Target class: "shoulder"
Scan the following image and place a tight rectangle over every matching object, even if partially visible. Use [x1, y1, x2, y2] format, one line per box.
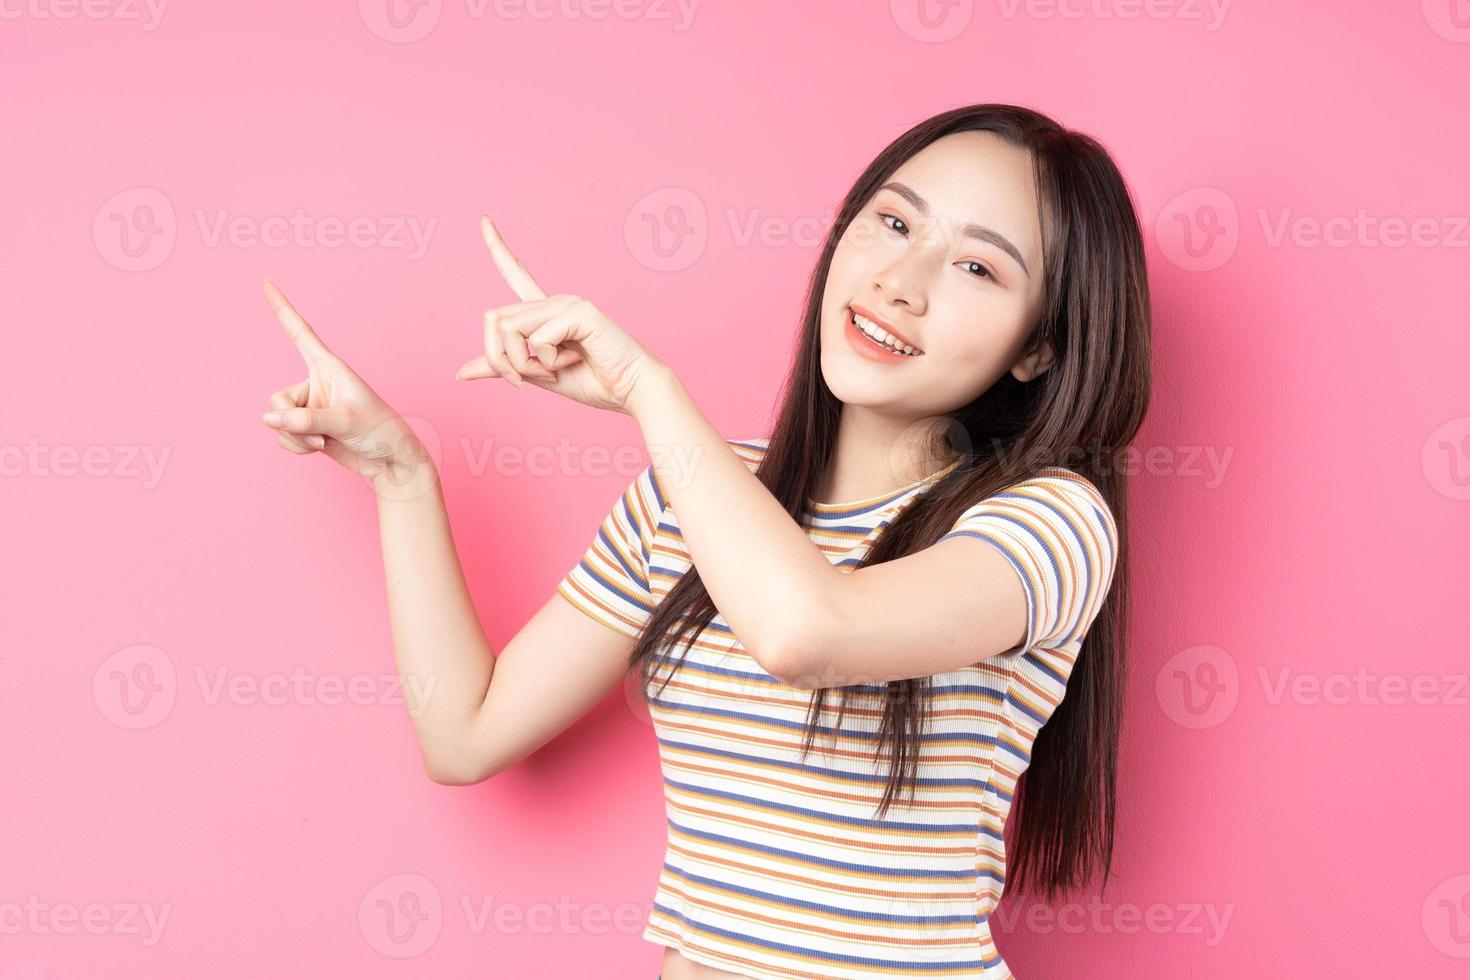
[954, 467, 1114, 532]
[943, 467, 1121, 650]
[634, 436, 767, 528]
[946, 467, 1119, 578]
[725, 435, 770, 474]
[620, 459, 672, 540]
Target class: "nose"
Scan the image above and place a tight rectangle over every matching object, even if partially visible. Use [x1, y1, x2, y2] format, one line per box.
[871, 248, 928, 317]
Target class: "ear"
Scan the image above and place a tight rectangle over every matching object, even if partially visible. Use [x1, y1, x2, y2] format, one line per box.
[1010, 338, 1056, 383]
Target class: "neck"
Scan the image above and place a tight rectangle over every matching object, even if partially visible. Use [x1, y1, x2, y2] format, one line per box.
[813, 407, 958, 504]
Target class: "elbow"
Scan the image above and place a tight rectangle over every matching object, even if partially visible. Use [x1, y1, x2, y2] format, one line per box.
[421, 748, 500, 786]
[753, 596, 843, 690]
[754, 631, 831, 691]
[766, 657, 818, 689]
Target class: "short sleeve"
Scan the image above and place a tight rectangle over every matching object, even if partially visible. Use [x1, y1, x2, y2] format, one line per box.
[938, 469, 1118, 653]
[555, 464, 667, 640]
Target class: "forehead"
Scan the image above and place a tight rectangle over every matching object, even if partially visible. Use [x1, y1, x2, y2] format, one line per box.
[881, 131, 1043, 270]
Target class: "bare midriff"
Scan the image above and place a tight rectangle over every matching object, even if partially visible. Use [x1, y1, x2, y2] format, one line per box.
[659, 945, 752, 979]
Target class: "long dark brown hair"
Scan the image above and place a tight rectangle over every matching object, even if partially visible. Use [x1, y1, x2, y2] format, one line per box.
[625, 103, 1152, 902]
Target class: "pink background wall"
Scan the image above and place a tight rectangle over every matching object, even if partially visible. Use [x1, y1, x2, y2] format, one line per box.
[4, 1, 1468, 976]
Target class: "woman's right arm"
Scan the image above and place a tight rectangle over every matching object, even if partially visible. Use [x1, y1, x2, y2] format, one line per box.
[374, 470, 640, 785]
[260, 281, 637, 787]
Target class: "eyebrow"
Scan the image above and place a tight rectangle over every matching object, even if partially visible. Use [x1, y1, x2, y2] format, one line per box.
[877, 180, 1030, 277]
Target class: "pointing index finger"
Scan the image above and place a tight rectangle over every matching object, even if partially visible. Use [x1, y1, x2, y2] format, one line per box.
[481, 215, 548, 302]
[262, 280, 332, 362]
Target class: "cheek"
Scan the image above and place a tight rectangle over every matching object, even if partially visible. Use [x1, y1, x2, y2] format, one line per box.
[925, 309, 1031, 388]
[829, 223, 885, 284]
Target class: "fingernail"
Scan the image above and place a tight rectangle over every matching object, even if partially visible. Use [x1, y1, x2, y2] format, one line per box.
[262, 411, 284, 425]
[306, 434, 326, 449]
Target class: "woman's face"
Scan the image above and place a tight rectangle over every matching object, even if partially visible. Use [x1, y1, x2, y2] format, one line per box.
[819, 131, 1051, 417]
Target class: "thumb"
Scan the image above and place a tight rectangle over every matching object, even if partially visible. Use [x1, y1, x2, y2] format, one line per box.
[261, 406, 355, 440]
[538, 345, 584, 371]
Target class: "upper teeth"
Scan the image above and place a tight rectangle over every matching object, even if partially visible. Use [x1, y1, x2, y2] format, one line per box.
[852, 311, 921, 355]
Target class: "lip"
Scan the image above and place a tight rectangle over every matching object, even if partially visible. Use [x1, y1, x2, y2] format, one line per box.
[849, 303, 922, 354]
[844, 306, 921, 363]
[846, 302, 923, 359]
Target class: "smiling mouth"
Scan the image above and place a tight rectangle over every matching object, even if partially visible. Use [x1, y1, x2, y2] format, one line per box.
[849, 308, 924, 356]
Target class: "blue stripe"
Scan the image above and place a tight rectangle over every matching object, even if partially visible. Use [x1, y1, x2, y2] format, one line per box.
[577, 559, 651, 611]
[598, 522, 648, 592]
[651, 699, 1006, 749]
[1009, 693, 1049, 725]
[1021, 649, 1066, 686]
[667, 816, 982, 871]
[650, 901, 998, 972]
[656, 735, 992, 791]
[649, 650, 1008, 699]
[661, 860, 984, 925]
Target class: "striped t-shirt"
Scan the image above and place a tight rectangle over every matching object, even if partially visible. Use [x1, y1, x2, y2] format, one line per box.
[556, 437, 1118, 979]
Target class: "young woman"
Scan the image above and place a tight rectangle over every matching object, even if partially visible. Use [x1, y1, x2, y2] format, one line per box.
[259, 103, 1151, 980]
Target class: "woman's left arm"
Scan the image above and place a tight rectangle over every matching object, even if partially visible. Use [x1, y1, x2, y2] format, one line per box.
[623, 367, 1037, 688]
[622, 364, 853, 678]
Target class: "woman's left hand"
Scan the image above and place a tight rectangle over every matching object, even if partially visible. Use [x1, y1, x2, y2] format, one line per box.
[455, 215, 665, 416]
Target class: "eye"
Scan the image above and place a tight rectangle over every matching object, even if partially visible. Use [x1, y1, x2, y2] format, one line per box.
[878, 212, 909, 236]
[878, 211, 995, 281]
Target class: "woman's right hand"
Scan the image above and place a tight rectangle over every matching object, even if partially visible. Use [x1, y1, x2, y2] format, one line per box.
[260, 281, 435, 498]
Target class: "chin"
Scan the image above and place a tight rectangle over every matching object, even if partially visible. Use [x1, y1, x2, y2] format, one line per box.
[819, 349, 902, 407]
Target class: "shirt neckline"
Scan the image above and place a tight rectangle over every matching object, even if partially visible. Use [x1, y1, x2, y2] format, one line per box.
[802, 455, 964, 516]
